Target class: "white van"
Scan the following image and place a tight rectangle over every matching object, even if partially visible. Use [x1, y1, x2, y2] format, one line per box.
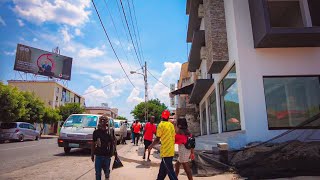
[58, 114, 115, 154]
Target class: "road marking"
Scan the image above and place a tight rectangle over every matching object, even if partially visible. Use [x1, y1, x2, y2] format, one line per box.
[0, 143, 56, 151]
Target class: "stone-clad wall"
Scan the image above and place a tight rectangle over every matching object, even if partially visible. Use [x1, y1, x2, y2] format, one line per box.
[203, 0, 229, 73]
[176, 108, 201, 136]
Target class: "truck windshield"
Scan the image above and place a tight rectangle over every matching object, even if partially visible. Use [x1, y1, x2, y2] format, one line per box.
[114, 122, 120, 128]
[63, 115, 98, 128]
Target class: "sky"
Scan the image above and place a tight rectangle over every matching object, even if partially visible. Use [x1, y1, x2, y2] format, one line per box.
[0, 0, 188, 120]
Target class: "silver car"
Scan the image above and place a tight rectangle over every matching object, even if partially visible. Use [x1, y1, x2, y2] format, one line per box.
[0, 122, 40, 142]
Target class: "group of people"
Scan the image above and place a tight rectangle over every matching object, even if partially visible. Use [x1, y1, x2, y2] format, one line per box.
[90, 110, 195, 180]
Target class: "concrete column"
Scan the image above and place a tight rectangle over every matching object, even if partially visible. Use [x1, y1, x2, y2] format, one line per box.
[205, 98, 210, 135]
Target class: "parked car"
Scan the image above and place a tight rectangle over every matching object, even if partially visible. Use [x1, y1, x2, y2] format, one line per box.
[58, 114, 115, 154]
[0, 122, 40, 142]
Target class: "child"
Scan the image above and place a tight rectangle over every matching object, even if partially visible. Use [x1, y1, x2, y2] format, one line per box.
[174, 117, 194, 180]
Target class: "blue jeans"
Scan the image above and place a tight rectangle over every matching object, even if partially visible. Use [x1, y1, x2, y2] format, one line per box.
[157, 157, 178, 180]
[95, 156, 111, 180]
[131, 132, 135, 143]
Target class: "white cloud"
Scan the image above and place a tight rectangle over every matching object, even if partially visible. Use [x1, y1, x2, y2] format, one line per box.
[4, 50, 16, 56]
[12, 0, 91, 27]
[75, 28, 82, 36]
[60, 26, 73, 42]
[83, 86, 109, 106]
[0, 16, 6, 26]
[127, 88, 144, 104]
[78, 47, 105, 58]
[32, 38, 38, 42]
[17, 19, 24, 26]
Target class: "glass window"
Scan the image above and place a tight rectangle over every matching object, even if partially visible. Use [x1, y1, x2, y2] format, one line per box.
[263, 76, 320, 129]
[220, 66, 241, 132]
[63, 115, 98, 128]
[0, 123, 17, 129]
[201, 103, 207, 135]
[209, 91, 218, 134]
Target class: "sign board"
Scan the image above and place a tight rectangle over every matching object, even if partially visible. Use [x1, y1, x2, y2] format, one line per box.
[14, 44, 73, 80]
[170, 84, 175, 107]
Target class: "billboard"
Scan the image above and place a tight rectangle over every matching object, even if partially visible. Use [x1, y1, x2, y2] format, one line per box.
[14, 44, 72, 80]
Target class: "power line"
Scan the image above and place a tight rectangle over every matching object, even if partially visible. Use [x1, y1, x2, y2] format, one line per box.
[102, 0, 133, 70]
[119, 0, 143, 67]
[147, 69, 170, 89]
[91, 0, 136, 88]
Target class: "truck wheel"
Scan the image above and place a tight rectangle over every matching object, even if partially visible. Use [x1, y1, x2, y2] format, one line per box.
[64, 147, 71, 155]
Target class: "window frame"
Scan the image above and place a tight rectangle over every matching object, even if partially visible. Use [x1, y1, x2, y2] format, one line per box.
[263, 75, 320, 130]
[208, 90, 218, 134]
[219, 65, 241, 132]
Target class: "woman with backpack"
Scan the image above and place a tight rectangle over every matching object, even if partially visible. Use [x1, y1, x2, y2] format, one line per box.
[174, 117, 195, 180]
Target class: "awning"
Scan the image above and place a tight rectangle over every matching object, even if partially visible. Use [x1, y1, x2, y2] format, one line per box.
[170, 83, 194, 96]
[186, 0, 203, 42]
[188, 30, 205, 72]
[189, 79, 214, 104]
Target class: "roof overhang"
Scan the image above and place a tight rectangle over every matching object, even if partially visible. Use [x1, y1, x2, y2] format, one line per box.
[186, 0, 203, 42]
[170, 83, 194, 96]
[189, 79, 214, 104]
[208, 60, 228, 74]
[188, 30, 205, 72]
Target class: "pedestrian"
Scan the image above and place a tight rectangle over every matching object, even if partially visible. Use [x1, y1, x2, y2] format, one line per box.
[143, 116, 157, 161]
[91, 116, 117, 180]
[131, 122, 135, 144]
[174, 117, 194, 180]
[132, 120, 142, 146]
[148, 110, 178, 180]
[119, 121, 128, 144]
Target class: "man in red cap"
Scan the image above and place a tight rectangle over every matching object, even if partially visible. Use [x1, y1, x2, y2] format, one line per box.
[148, 110, 177, 180]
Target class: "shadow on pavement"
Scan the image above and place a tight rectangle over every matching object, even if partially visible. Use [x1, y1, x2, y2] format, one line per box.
[118, 155, 160, 167]
[54, 148, 91, 157]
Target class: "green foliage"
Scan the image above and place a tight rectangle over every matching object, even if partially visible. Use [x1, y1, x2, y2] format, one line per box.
[43, 107, 62, 124]
[19, 91, 45, 123]
[0, 83, 26, 122]
[59, 103, 85, 121]
[116, 116, 127, 120]
[131, 98, 167, 123]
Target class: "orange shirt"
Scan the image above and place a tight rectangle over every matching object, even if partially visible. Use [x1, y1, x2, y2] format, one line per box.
[133, 123, 141, 133]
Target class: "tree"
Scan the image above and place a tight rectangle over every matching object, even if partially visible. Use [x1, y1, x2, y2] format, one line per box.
[19, 91, 45, 124]
[0, 83, 26, 122]
[116, 116, 127, 120]
[59, 103, 85, 121]
[131, 98, 168, 123]
[40, 107, 61, 135]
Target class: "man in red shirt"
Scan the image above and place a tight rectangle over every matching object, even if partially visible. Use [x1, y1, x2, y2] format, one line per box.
[143, 116, 157, 161]
[133, 120, 142, 146]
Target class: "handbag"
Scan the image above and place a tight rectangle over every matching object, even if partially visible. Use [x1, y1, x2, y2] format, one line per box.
[112, 156, 124, 169]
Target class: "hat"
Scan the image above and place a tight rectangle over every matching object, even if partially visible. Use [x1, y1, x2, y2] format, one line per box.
[161, 110, 170, 120]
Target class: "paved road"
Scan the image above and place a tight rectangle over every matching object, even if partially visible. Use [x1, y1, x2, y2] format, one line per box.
[0, 138, 126, 175]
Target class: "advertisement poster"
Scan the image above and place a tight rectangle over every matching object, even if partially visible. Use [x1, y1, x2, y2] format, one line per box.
[14, 44, 73, 80]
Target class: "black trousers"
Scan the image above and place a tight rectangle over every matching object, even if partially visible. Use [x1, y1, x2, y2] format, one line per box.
[134, 133, 140, 145]
[157, 157, 178, 180]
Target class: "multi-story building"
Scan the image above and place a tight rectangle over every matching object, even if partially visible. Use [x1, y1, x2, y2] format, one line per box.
[85, 106, 118, 119]
[8, 80, 85, 135]
[174, 0, 320, 150]
[8, 80, 85, 108]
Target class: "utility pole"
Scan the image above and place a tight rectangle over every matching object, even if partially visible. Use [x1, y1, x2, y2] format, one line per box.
[144, 61, 148, 123]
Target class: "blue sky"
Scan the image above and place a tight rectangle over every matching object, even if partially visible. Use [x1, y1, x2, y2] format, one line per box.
[0, 0, 188, 120]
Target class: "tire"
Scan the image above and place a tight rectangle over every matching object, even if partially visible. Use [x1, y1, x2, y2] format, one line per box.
[117, 140, 120, 145]
[64, 147, 71, 155]
[19, 135, 24, 142]
[35, 136, 39, 141]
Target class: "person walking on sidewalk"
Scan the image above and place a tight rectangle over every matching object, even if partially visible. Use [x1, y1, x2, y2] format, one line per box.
[133, 120, 142, 146]
[174, 117, 195, 180]
[91, 116, 117, 180]
[148, 110, 178, 180]
[143, 116, 157, 161]
[119, 121, 128, 144]
[131, 122, 135, 144]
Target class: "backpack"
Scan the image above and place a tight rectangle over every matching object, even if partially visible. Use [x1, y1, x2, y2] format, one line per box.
[184, 134, 196, 149]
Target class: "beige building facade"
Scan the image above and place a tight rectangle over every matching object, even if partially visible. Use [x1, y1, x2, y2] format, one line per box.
[85, 107, 118, 119]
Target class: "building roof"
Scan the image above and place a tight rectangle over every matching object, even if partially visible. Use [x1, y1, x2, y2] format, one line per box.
[7, 80, 84, 98]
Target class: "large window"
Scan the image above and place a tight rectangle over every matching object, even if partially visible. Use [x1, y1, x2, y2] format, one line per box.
[209, 91, 218, 134]
[201, 103, 207, 135]
[220, 66, 241, 132]
[264, 76, 320, 129]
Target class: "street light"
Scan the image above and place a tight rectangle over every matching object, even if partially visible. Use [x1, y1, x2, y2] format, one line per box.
[130, 62, 148, 123]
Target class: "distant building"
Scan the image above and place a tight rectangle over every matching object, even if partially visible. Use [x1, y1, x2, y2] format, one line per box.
[7, 80, 85, 109]
[8, 80, 85, 135]
[85, 106, 118, 119]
